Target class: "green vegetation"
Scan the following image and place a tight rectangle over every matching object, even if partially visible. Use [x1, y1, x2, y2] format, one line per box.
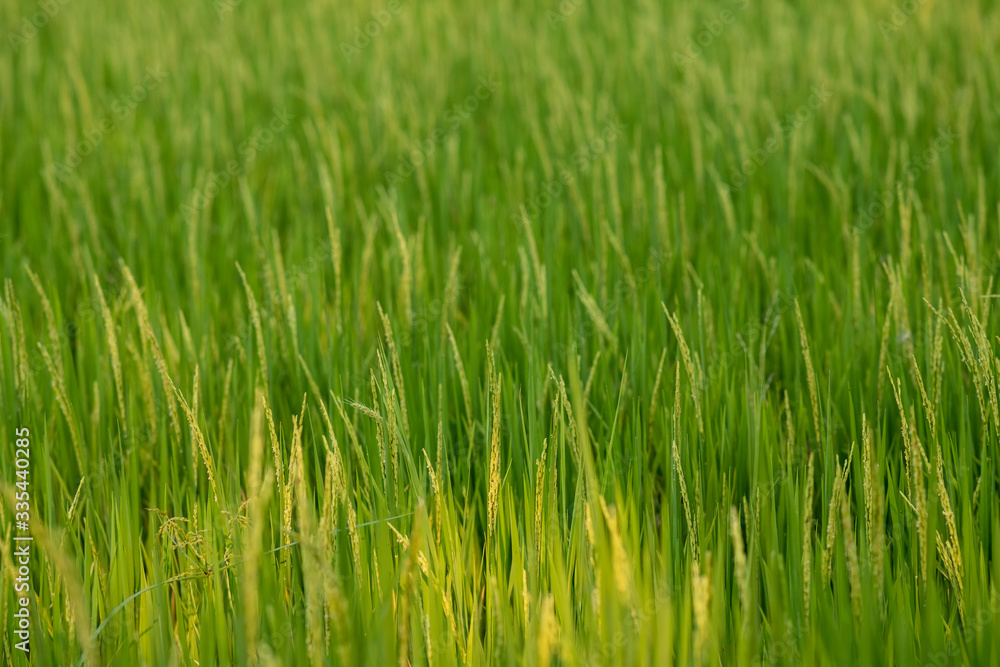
[1, 0, 999, 664]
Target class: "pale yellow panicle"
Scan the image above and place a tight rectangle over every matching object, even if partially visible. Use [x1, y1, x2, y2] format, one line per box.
[691, 554, 712, 666]
[486, 345, 503, 541]
[861, 414, 885, 594]
[729, 506, 749, 617]
[537, 594, 559, 667]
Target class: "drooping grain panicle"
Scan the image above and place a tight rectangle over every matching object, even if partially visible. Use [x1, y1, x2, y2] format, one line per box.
[960, 293, 1000, 438]
[935, 441, 964, 623]
[550, 368, 580, 462]
[534, 436, 548, 569]
[442, 244, 462, 340]
[794, 298, 821, 445]
[38, 341, 83, 471]
[908, 346, 935, 441]
[24, 264, 63, 372]
[121, 262, 183, 440]
[423, 449, 442, 547]
[820, 463, 841, 584]
[368, 369, 388, 491]
[378, 301, 410, 439]
[262, 392, 287, 550]
[672, 435, 698, 560]
[662, 303, 703, 434]
[519, 207, 548, 319]
[377, 349, 400, 505]
[446, 322, 474, 444]
[889, 370, 929, 586]
[171, 367, 223, 513]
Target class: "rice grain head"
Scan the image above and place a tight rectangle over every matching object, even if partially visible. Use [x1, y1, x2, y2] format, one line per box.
[803, 452, 815, 622]
[662, 304, 703, 434]
[729, 506, 749, 617]
[861, 414, 885, 594]
[573, 270, 616, 350]
[487, 345, 503, 542]
[446, 323, 474, 444]
[691, 554, 712, 665]
[794, 299, 821, 445]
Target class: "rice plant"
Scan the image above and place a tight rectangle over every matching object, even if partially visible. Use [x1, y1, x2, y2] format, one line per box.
[1, 0, 999, 664]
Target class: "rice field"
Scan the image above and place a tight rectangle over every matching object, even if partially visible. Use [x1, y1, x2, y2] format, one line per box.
[1, 0, 1000, 664]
